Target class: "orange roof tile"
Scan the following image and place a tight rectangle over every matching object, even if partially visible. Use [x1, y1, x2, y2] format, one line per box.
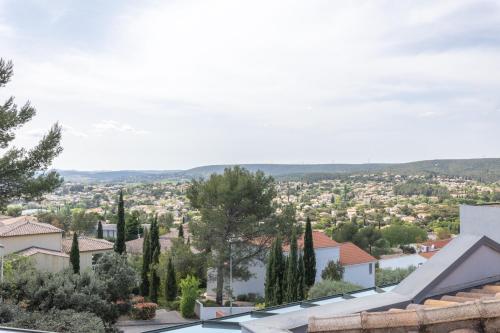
[283, 231, 338, 252]
[62, 236, 114, 253]
[422, 238, 452, 249]
[0, 216, 62, 237]
[339, 242, 376, 265]
[18, 247, 69, 258]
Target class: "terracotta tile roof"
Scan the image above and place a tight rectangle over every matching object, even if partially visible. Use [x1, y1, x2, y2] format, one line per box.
[126, 237, 173, 255]
[284, 231, 338, 252]
[422, 238, 452, 249]
[419, 251, 437, 259]
[62, 236, 114, 253]
[18, 247, 69, 258]
[0, 216, 62, 237]
[339, 242, 376, 266]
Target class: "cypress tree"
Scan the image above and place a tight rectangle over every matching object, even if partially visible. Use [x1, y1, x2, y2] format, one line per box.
[272, 234, 285, 305]
[140, 228, 151, 296]
[114, 190, 126, 254]
[150, 217, 160, 257]
[297, 252, 306, 300]
[165, 257, 177, 302]
[285, 229, 298, 302]
[303, 217, 316, 287]
[69, 233, 80, 274]
[150, 247, 160, 303]
[264, 238, 276, 306]
[97, 221, 103, 239]
[178, 224, 184, 239]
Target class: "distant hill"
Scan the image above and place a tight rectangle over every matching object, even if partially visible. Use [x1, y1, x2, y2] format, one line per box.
[58, 158, 500, 183]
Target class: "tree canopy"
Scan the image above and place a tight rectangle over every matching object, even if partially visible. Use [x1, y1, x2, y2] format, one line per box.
[0, 58, 63, 210]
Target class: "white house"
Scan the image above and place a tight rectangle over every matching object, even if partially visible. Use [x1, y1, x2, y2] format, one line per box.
[206, 231, 376, 298]
[378, 253, 427, 270]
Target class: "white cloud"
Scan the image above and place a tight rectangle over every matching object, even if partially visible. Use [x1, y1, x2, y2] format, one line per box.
[92, 120, 149, 136]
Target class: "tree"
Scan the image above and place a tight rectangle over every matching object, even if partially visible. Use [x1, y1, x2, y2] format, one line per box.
[178, 224, 184, 239]
[114, 190, 126, 254]
[97, 221, 103, 239]
[140, 228, 151, 296]
[285, 229, 298, 302]
[321, 260, 344, 281]
[264, 234, 285, 306]
[94, 252, 139, 302]
[332, 222, 358, 243]
[179, 275, 199, 318]
[150, 217, 160, 258]
[69, 233, 80, 274]
[308, 280, 361, 299]
[150, 248, 160, 303]
[0, 58, 63, 210]
[296, 253, 306, 301]
[353, 225, 383, 254]
[125, 210, 141, 241]
[303, 217, 316, 287]
[381, 224, 427, 247]
[264, 239, 276, 306]
[187, 167, 277, 305]
[71, 208, 99, 234]
[165, 257, 177, 302]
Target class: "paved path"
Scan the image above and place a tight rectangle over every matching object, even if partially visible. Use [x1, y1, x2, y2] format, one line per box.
[116, 309, 195, 333]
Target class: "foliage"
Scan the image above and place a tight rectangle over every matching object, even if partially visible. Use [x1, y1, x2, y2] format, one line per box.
[187, 166, 277, 304]
[353, 225, 386, 255]
[307, 280, 362, 299]
[70, 208, 99, 234]
[158, 212, 174, 229]
[93, 252, 139, 302]
[165, 257, 177, 302]
[114, 190, 126, 254]
[375, 266, 416, 286]
[321, 260, 344, 281]
[126, 210, 142, 241]
[179, 275, 199, 318]
[285, 228, 299, 302]
[303, 218, 316, 287]
[150, 248, 160, 303]
[296, 253, 306, 300]
[130, 302, 157, 320]
[264, 234, 285, 306]
[69, 233, 80, 274]
[6, 205, 21, 217]
[141, 228, 151, 296]
[332, 222, 358, 243]
[394, 180, 450, 199]
[0, 58, 63, 210]
[382, 224, 427, 246]
[178, 223, 184, 238]
[168, 238, 206, 287]
[97, 220, 103, 239]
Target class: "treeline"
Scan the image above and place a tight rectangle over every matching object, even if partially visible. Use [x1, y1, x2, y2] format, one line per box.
[393, 181, 450, 198]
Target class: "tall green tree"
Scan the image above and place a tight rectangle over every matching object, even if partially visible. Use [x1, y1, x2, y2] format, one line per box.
[296, 253, 306, 300]
[187, 166, 278, 305]
[0, 58, 63, 210]
[150, 217, 160, 257]
[150, 247, 160, 303]
[265, 234, 285, 306]
[303, 217, 316, 287]
[264, 238, 276, 306]
[97, 221, 103, 239]
[285, 229, 298, 302]
[114, 190, 126, 254]
[165, 257, 177, 302]
[125, 210, 141, 241]
[178, 223, 184, 239]
[140, 228, 151, 296]
[69, 233, 80, 274]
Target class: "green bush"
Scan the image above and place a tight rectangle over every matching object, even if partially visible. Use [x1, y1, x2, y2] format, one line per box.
[179, 275, 199, 318]
[130, 302, 157, 320]
[308, 280, 362, 299]
[375, 266, 416, 285]
[321, 260, 344, 281]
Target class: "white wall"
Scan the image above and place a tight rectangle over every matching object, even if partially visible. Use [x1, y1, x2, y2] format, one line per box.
[31, 253, 69, 272]
[314, 247, 340, 282]
[206, 259, 267, 298]
[343, 262, 375, 288]
[1, 233, 62, 255]
[80, 249, 112, 270]
[378, 254, 426, 270]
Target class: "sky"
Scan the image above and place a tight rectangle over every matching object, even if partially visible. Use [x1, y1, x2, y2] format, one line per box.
[1, 0, 500, 170]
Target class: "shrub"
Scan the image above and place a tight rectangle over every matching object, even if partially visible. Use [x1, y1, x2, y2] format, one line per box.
[321, 260, 344, 281]
[115, 300, 131, 315]
[236, 294, 248, 302]
[376, 266, 416, 286]
[179, 275, 199, 318]
[130, 302, 157, 320]
[131, 296, 145, 304]
[308, 280, 362, 299]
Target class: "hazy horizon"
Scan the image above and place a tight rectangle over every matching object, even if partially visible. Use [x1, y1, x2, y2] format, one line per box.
[2, 0, 500, 170]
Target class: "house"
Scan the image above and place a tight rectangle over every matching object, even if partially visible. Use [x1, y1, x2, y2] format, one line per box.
[99, 222, 117, 239]
[206, 231, 376, 298]
[378, 253, 427, 269]
[62, 236, 114, 268]
[0, 216, 113, 272]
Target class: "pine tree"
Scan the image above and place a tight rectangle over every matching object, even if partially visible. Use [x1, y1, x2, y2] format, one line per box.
[303, 217, 316, 287]
[297, 252, 306, 300]
[150, 247, 160, 303]
[165, 257, 177, 302]
[97, 221, 103, 239]
[140, 228, 151, 296]
[178, 224, 184, 239]
[285, 229, 298, 302]
[114, 190, 126, 254]
[69, 233, 80, 274]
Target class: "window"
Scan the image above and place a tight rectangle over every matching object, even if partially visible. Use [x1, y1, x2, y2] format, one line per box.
[369, 263, 373, 274]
